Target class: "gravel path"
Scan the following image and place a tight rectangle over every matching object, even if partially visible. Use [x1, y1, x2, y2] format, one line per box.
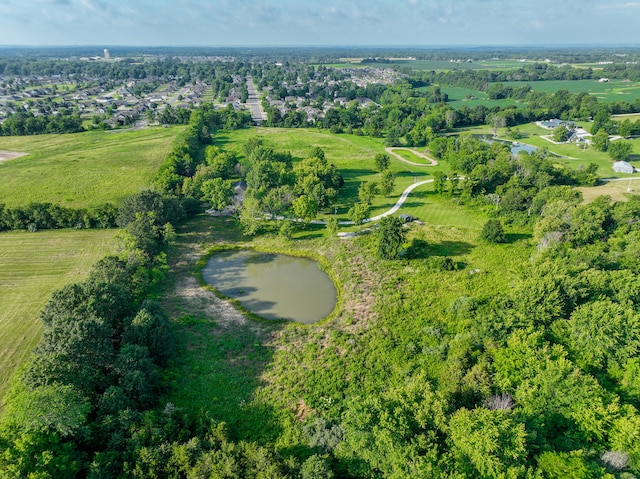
[385, 147, 438, 166]
[302, 178, 435, 226]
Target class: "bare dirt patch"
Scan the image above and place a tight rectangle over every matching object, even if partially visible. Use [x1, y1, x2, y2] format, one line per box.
[171, 275, 249, 329]
[0, 150, 28, 163]
[578, 178, 640, 203]
[162, 217, 272, 335]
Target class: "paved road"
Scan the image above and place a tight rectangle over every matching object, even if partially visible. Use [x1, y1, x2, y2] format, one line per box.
[246, 76, 267, 124]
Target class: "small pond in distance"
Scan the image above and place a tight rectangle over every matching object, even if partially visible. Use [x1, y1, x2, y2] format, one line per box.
[473, 134, 538, 155]
[201, 250, 337, 324]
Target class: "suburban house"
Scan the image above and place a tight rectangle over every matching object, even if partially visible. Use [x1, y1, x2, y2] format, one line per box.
[536, 119, 579, 130]
[537, 119, 592, 143]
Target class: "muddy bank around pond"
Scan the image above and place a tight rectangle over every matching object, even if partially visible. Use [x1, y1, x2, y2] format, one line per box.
[201, 249, 338, 324]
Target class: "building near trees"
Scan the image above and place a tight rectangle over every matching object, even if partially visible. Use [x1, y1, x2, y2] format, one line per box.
[613, 161, 635, 174]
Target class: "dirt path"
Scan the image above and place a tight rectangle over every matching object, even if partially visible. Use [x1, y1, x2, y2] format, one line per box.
[385, 147, 438, 166]
[0, 150, 27, 163]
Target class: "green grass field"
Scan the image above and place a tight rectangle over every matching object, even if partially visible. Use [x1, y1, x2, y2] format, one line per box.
[434, 86, 523, 109]
[162, 212, 532, 447]
[389, 147, 433, 165]
[0, 228, 117, 406]
[213, 128, 457, 222]
[460, 123, 640, 178]
[416, 85, 523, 109]
[612, 113, 640, 122]
[0, 126, 181, 208]
[500, 79, 640, 103]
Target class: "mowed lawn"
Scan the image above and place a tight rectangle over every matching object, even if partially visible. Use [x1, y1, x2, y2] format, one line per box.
[213, 128, 457, 220]
[0, 126, 181, 208]
[460, 123, 640, 178]
[0, 228, 116, 405]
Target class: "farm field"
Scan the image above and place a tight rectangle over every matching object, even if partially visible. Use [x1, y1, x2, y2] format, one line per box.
[500, 79, 640, 103]
[0, 228, 116, 406]
[317, 59, 552, 71]
[437, 86, 523, 109]
[0, 126, 181, 208]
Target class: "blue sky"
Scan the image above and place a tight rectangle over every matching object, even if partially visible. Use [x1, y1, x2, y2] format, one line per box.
[1, 0, 639, 47]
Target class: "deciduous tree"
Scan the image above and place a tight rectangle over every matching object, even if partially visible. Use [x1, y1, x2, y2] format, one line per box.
[377, 216, 405, 259]
[609, 140, 633, 162]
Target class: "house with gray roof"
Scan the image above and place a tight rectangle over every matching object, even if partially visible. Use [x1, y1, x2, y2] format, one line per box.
[613, 161, 635, 174]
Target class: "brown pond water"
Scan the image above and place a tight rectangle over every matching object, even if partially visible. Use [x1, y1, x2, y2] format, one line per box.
[201, 250, 337, 324]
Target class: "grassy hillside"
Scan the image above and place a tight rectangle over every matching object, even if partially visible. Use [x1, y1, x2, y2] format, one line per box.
[214, 128, 460, 223]
[0, 126, 181, 208]
[163, 213, 532, 448]
[0, 228, 116, 405]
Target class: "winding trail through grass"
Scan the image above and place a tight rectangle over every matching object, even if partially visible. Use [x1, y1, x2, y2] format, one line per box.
[385, 147, 438, 166]
[305, 178, 435, 225]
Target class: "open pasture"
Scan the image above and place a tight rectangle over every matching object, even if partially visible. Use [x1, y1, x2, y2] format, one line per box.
[500, 79, 640, 103]
[213, 128, 457, 221]
[612, 113, 640, 122]
[432, 85, 523, 109]
[0, 228, 116, 405]
[578, 179, 640, 203]
[0, 126, 181, 208]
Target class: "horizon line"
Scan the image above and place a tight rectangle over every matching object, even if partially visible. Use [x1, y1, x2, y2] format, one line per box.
[1, 43, 640, 49]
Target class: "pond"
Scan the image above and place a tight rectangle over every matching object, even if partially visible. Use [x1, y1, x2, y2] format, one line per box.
[473, 134, 538, 155]
[201, 250, 337, 324]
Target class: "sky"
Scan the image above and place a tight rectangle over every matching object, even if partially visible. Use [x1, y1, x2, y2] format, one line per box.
[0, 0, 639, 47]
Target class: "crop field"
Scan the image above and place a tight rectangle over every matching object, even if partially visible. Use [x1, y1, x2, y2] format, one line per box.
[430, 85, 524, 109]
[0, 228, 116, 406]
[314, 58, 548, 71]
[0, 126, 181, 208]
[214, 128, 460, 222]
[500, 79, 640, 103]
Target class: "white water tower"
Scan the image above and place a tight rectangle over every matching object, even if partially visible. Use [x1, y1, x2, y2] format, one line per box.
[104, 49, 110, 60]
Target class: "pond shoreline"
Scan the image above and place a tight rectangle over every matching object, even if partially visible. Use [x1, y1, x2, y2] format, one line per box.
[196, 243, 342, 325]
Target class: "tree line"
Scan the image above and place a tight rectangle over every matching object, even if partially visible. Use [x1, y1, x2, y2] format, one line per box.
[0, 109, 83, 136]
